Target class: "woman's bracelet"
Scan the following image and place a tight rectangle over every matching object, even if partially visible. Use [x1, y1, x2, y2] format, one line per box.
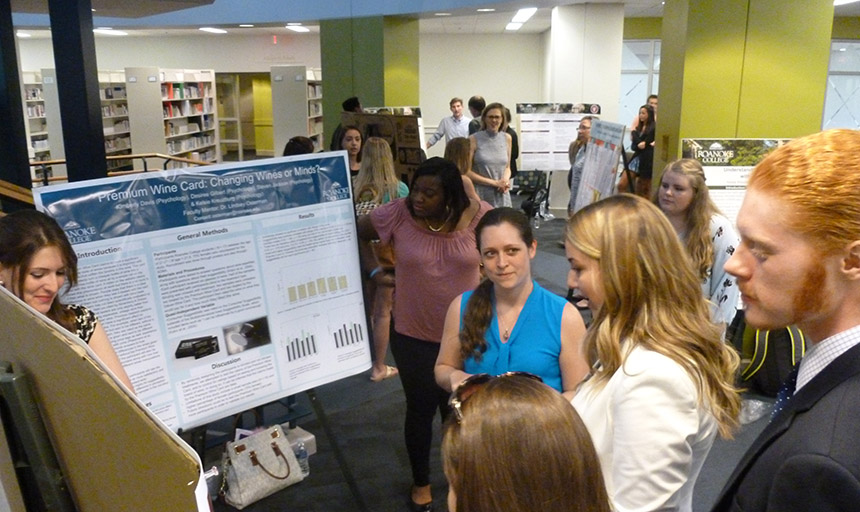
[369, 267, 383, 279]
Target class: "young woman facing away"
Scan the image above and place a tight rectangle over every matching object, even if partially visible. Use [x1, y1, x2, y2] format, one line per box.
[443, 137, 480, 202]
[442, 373, 610, 512]
[353, 137, 408, 382]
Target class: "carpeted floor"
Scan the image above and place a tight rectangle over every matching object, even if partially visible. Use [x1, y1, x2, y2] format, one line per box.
[207, 197, 771, 512]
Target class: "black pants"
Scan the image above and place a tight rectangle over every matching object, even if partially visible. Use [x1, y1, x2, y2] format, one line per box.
[390, 330, 450, 487]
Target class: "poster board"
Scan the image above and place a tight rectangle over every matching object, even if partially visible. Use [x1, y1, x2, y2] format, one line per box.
[32, 152, 370, 432]
[516, 103, 601, 172]
[0, 288, 206, 511]
[572, 119, 626, 213]
[681, 138, 790, 225]
[342, 109, 425, 183]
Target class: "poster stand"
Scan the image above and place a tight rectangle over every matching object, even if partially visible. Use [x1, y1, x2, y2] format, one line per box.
[306, 388, 369, 512]
[618, 148, 636, 194]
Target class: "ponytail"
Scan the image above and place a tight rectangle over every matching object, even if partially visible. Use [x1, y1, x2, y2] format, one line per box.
[458, 279, 494, 362]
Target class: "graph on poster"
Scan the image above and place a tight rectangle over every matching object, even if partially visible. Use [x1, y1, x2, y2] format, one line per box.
[333, 321, 364, 349]
[280, 314, 323, 363]
[285, 330, 318, 362]
[278, 261, 352, 307]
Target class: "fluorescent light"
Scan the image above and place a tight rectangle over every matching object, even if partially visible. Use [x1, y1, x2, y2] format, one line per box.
[199, 27, 227, 34]
[286, 25, 310, 32]
[512, 7, 537, 23]
[239, 24, 254, 28]
[434, 12, 452, 16]
[93, 28, 128, 36]
[506, 22, 523, 31]
[835, 0, 860, 6]
[16, 31, 31, 38]
[477, 8, 495, 12]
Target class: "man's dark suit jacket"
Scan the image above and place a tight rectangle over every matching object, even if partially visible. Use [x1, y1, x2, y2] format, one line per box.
[711, 341, 860, 511]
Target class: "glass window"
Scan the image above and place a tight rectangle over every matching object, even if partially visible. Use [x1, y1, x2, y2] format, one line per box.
[823, 41, 860, 130]
[620, 40, 660, 148]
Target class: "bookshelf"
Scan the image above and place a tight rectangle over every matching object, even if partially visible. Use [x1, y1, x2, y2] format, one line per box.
[271, 65, 324, 155]
[126, 67, 220, 170]
[99, 70, 134, 172]
[22, 71, 53, 183]
[216, 73, 243, 161]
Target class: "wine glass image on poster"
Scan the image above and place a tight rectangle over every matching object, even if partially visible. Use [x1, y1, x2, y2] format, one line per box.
[223, 316, 272, 355]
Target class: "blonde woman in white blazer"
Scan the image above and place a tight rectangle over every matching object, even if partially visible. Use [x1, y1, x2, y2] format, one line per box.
[564, 195, 740, 512]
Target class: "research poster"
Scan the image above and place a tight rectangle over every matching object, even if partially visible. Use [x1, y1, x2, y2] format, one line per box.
[342, 109, 425, 182]
[516, 103, 601, 171]
[573, 119, 626, 213]
[32, 153, 371, 431]
[681, 138, 790, 225]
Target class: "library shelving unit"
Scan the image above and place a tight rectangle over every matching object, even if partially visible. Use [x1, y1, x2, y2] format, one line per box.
[33, 69, 68, 182]
[271, 65, 324, 155]
[99, 70, 134, 172]
[126, 67, 220, 170]
[216, 73, 243, 161]
[22, 71, 53, 182]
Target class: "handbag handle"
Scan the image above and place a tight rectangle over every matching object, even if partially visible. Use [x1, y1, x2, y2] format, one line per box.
[249, 442, 292, 480]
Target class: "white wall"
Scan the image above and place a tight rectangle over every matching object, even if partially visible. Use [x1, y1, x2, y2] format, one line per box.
[419, 33, 544, 158]
[17, 34, 321, 72]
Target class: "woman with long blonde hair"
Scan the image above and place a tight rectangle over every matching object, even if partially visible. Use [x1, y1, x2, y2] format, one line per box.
[653, 158, 739, 329]
[353, 137, 408, 382]
[565, 194, 740, 512]
[353, 137, 406, 205]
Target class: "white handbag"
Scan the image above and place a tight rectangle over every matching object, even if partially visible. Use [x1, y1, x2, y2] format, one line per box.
[220, 425, 304, 509]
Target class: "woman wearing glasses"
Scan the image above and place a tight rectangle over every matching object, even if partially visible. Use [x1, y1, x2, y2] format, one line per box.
[565, 194, 740, 512]
[435, 207, 589, 400]
[442, 373, 610, 512]
[468, 102, 513, 207]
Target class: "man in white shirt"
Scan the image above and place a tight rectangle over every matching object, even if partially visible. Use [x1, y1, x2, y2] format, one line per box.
[711, 129, 860, 512]
[425, 97, 470, 149]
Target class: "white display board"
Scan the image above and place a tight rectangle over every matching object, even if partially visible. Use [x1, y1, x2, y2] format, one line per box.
[573, 119, 626, 213]
[32, 152, 370, 431]
[681, 138, 791, 226]
[516, 103, 601, 172]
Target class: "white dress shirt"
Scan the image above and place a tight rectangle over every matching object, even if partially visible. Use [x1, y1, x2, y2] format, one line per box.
[426, 115, 471, 147]
[795, 323, 860, 393]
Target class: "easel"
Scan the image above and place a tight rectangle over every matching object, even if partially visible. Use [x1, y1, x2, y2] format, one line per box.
[0, 362, 75, 511]
[617, 149, 636, 194]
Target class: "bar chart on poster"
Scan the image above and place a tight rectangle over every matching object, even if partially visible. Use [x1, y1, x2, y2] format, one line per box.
[32, 153, 371, 431]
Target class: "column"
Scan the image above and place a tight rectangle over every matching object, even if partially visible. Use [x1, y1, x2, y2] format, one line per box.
[544, 3, 625, 213]
[320, 16, 419, 147]
[657, 0, 834, 174]
[0, 0, 33, 207]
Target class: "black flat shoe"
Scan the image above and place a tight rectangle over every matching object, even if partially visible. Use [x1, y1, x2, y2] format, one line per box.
[407, 498, 433, 512]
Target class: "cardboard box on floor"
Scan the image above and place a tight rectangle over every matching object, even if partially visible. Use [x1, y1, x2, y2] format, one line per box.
[0, 288, 205, 511]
